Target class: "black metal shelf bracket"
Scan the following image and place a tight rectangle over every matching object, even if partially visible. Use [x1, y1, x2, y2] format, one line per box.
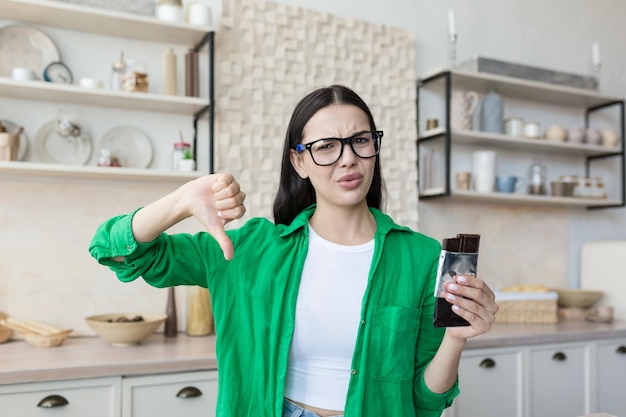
[191, 31, 215, 174]
[584, 100, 625, 209]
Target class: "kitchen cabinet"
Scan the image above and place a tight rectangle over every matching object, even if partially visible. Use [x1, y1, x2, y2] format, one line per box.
[0, 0, 215, 180]
[593, 337, 626, 415]
[450, 347, 522, 417]
[122, 370, 218, 417]
[527, 342, 587, 417]
[0, 371, 218, 417]
[0, 377, 121, 417]
[416, 68, 625, 209]
[445, 337, 626, 417]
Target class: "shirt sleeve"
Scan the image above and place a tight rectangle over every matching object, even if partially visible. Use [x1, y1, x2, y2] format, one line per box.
[413, 238, 460, 413]
[88, 208, 229, 288]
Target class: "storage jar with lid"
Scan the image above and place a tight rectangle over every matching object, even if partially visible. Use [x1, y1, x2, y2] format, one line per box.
[172, 141, 191, 170]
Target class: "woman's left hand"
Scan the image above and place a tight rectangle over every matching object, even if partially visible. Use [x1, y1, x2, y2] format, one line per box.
[441, 275, 499, 340]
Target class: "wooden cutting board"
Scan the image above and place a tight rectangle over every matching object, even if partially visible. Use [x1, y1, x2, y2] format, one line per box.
[581, 240, 626, 321]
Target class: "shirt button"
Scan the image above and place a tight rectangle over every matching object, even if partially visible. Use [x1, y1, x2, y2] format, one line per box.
[126, 245, 132, 251]
[351, 369, 357, 375]
[361, 320, 366, 325]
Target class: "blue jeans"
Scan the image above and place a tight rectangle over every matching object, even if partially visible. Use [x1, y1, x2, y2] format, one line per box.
[282, 398, 344, 417]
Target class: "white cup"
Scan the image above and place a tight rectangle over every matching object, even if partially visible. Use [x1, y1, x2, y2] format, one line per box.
[504, 117, 524, 137]
[188, 3, 212, 26]
[79, 77, 103, 89]
[12, 67, 36, 81]
[156, 4, 184, 22]
[472, 150, 497, 193]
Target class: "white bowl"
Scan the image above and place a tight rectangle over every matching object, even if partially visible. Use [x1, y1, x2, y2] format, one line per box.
[553, 288, 603, 309]
[85, 313, 167, 347]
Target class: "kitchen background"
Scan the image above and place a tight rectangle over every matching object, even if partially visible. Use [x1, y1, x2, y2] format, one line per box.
[1, 0, 625, 335]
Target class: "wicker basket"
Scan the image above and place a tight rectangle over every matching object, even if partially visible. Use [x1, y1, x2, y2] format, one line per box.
[495, 292, 558, 324]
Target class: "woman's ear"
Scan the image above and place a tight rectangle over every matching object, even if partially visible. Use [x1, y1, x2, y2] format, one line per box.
[290, 149, 309, 179]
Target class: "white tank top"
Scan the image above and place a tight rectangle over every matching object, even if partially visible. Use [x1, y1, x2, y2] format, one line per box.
[283, 224, 374, 411]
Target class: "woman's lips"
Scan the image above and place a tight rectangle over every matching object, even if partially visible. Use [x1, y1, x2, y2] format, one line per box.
[337, 173, 363, 189]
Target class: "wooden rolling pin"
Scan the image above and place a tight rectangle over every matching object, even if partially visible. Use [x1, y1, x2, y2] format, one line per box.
[0, 317, 65, 336]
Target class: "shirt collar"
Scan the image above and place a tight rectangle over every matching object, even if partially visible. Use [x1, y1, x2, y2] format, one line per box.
[279, 205, 411, 238]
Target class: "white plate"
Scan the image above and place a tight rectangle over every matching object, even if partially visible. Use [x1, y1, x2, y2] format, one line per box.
[34, 120, 92, 165]
[1, 119, 28, 160]
[0, 25, 60, 79]
[99, 126, 153, 169]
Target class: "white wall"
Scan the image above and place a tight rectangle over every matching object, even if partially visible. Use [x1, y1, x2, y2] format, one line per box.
[276, 0, 626, 286]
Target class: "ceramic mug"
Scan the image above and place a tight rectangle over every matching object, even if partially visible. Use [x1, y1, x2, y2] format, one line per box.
[601, 130, 619, 148]
[450, 90, 479, 131]
[496, 175, 525, 193]
[545, 125, 566, 142]
[586, 128, 602, 146]
[504, 117, 524, 137]
[567, 127, 585, 144]
[472, 150, 496, 193]
[523, 121, 541, 139]
[456, 171, 471, 190]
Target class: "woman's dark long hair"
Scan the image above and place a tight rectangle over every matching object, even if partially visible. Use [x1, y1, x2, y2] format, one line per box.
[272, 85, 386, 225]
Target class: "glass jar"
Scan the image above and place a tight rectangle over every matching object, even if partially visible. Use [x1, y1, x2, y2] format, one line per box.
[122, 59, 149, 92]
[172, 141, 191, 170]
[527, 158, 547, 195]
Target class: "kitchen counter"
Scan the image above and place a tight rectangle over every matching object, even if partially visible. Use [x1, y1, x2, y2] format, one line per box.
[465, 320, 626, 349]
[0, 333, 217, 385]
[2, 321, 626, 385]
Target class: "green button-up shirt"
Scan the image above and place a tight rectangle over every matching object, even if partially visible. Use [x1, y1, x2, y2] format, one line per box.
[89, 205, 459, 416]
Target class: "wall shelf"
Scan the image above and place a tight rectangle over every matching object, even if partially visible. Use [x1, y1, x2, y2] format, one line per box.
[420, 67, 623, 108]
[0, 0, 214, 45]
[416, 69, 626, 209]
[1, 0, 216, 178]
[421, 187, 620, 207]
[0, 78, 210, 114]
[418, 127, 622, 157]
[0, 161, 202, 182]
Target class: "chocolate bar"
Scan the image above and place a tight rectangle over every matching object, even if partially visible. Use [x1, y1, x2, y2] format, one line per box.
[433, 234, 480, 327]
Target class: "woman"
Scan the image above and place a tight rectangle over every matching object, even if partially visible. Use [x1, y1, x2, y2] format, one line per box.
[89, 85, 498, 417]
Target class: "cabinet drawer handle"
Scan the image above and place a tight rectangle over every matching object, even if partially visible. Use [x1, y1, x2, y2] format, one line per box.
[176, 386, 203, 398]
[479, 358, 496, 368]
[617, 345, 626, 354]
[552, 352, 567, 361]
[37, 394, 69, 408]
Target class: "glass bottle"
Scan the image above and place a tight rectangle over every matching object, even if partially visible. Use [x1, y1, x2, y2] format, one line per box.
[111, 51, 125, 91]
[527, 158, 547, 195]
[186, 286, 213, 337]
[164, 287, 178, 338]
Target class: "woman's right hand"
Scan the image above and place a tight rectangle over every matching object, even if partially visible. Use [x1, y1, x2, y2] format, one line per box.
[183, 173, 247, 260]
[131, 173, 246, 261]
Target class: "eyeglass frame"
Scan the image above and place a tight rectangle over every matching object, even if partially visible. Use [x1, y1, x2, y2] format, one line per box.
[294, 130, 383, 166]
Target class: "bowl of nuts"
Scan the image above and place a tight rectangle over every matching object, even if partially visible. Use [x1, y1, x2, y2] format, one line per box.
[85, 313, 167, 347]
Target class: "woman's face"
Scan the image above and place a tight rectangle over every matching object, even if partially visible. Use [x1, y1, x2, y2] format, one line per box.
[290, 104, 376, 210]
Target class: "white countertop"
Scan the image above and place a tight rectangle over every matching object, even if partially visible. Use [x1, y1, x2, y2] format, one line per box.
[465, 320, 626, 349]
[0, 333, 217, 385]
[2, 321, 626, 385]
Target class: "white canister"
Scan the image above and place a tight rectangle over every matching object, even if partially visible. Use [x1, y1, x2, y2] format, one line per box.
[188, 3, 212, 26]
[523, 121, 541, 139]
[504, 117, 524, 137]
[472, 150, 497, 193]
[156, 4, 184, 22]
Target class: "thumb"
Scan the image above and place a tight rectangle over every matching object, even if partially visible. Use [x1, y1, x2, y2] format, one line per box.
[205, 222, 235, 261]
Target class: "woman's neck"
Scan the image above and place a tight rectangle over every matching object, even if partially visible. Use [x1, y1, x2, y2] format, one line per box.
[309, 203, 376, 245]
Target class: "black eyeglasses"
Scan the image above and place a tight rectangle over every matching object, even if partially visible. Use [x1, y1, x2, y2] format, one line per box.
[294, 130, 383, 166]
